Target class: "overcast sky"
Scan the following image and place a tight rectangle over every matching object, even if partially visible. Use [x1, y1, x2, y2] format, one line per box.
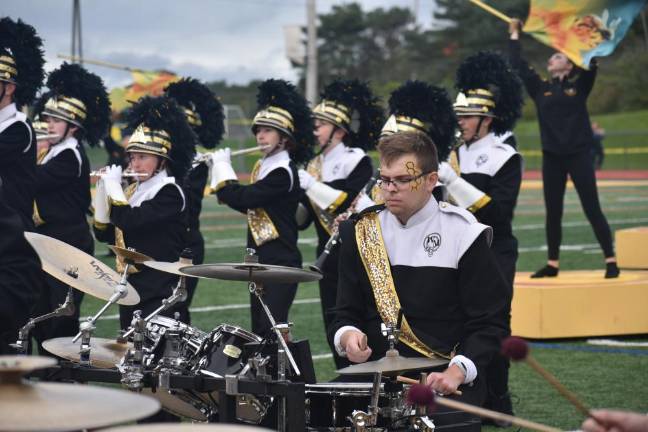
[5, 0, 439, 90]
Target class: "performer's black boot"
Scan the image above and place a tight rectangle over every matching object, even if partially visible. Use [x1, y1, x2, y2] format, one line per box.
[530, 264, 559, 278]
[605, 262, 620, 278]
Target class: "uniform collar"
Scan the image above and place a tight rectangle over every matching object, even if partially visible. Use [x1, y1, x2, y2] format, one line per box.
[261, 148, 290, 167]
[0, 103, 17, 124]
[386, 195, 438, 229]
[465, 132, 495, 152]
[323, 141, 346, 161]
[135, 170, 169, 192]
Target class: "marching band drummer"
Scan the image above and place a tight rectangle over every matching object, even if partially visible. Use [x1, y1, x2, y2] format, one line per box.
[0, 17, 45, 230]
[297, 79, 383, 367]
[209, 79, 315, 338]
[164, 78, 225, 323]
[93, 96, 197, 330]
[31, 63, 110, 348]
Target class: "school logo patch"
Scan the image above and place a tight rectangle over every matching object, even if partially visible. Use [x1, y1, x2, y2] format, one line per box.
[332, 163, 341, 175]
[476, 154, 489, 167]
[423, 233, 441, 257]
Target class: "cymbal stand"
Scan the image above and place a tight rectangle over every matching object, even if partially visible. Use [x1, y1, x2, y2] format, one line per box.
[411, 372, 435, 431]
[12, 284, 76, 355]
[350, 371, 382, 431]
[119, 311, 146, 391]
[381, 308, 404, 357]
[72, 259, 131, 343]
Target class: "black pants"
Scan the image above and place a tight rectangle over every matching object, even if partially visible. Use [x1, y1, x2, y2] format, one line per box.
[183, 232, 205, 325]
[318, 270, 350, 370]
[250, 282, 297, 338]
[542, 151, 614, 260]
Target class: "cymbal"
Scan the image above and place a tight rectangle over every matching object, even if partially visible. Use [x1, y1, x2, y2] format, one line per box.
[180, 262, 322, 284]
[0, 356, 56, 373]
[104, 424, 272, 432]
[336, 351, 448, 376]
[42, 337, 131, 368]
[0, 381, 160, 431]
[25, 232, 139, 306]
[143, 260, 196, 277]
[109, 245, 153, 264]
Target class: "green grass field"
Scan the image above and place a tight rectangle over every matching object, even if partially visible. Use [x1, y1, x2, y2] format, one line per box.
[75, 109, 648, 430]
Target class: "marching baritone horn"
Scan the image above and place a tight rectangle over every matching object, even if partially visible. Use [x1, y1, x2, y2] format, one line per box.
[192, 145, 270, 166]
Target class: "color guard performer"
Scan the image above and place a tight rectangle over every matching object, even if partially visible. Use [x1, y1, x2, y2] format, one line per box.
[210, 79, 314, 337]
[439, 51, 524, 420]
[31, 63, 110, 347]
[297, 79, 383, 366]
[93, 96, 196, 329]
[0, 17, 45, 229]
[165, 78, 225, 323]
[330, 131, 510, 430]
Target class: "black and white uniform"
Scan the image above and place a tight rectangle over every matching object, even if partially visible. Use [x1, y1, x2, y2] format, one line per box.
[0, 182, 44, 354]
[216, 150, 301, 337]
[32, 136, 93, 346]
[330, 198, 510, 425]
[0, 103, 36, 230]
[509, 39, 614, 260]
[301, 143, 372, 365]
[456, 132, 522, 287]
[94, 171, 187, 329]
[181, 161, 209, 323]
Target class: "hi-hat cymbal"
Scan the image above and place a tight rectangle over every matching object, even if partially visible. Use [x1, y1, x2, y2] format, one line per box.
[104, 424, 272, 432]
[25, 232, 139, 306]
[42, 337, 131, 368]
[336, 351, 448, 376]
[180, 262, 322, 284]
[143, 260, 196, 277]
[0, 356, 56, 373]
[0, 375, 160, 431]
[109, 245, 153, 264]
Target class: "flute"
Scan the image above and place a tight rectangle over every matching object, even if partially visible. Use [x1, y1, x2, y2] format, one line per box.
[89, 168, 147, 178]
[36, 133, 61, 141]
[193, 145, 269, 165]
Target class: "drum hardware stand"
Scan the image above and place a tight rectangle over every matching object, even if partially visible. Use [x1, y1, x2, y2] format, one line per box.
[72, 256, 133, 344]
[11, 284, 76, 355]
[411, 372, 435, 431]
[119, 311, 146, 391]
[349, 371, 383, 431]
[78, 319, 95, 366]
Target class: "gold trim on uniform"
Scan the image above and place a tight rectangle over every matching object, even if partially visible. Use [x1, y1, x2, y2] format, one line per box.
[93, 220, 109, 230]
[355, 212, 451, 360]
[306, 156, 335, 235]
[115, 183, 139, 275]
[246, 161, 280, 246]
[327, 190, 348, 212]
[467, 194, 492, 213]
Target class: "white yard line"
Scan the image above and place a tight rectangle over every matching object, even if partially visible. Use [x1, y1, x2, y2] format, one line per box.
[587, 339, 648, 348]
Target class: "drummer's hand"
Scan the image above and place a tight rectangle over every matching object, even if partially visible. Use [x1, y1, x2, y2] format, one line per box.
[509, 18, 521, 39]
[426, 364, 464, 395]
[341, 329, 372, 363]
[582, 410, 648, 432]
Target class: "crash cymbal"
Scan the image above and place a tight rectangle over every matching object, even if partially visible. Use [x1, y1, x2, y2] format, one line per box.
[0, 381, 160, 431]
[104, 424, 272, 431]
[24, 232, 139, 306]
[109, 245, 153, 264]
[0, 356, 56, 373]
[143, 260, 196, 277]
[42, 337, 131, 368]
[336, 350, 448, 376]
[180, 262, 322, 284]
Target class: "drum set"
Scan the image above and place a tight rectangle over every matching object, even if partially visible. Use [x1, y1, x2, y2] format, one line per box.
[8, 232, 457, 431]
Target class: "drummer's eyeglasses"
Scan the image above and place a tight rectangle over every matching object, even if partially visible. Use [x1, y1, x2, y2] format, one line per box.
[376, 171, 433, 190]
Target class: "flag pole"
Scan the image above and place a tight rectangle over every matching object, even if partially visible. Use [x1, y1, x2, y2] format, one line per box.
[57, 54, 144, 72]
[468, 0, 512, 24]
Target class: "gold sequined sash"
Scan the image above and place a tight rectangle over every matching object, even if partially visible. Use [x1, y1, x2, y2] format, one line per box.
[306, 155, 336, 234]
[115, 183, 139, 274]
[247, 160, 279, 246]
[355, 212, 450, 360]
[32, 149, 50, 227]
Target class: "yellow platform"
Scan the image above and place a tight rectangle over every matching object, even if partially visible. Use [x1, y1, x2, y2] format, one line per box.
[511, 270, 648, 339]
[616, 227, 648, 269]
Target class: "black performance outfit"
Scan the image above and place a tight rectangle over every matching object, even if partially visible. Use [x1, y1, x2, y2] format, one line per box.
[0, 103, 37, 230]
[94, 172, 188, 329]
[330, 198, 509, 429]
[0, 182, 44, 354]
[32, 137, 93, 348]
[300, 144, 373, 367]
[215, 151, 302, 337]
[509, 39, 615, 261]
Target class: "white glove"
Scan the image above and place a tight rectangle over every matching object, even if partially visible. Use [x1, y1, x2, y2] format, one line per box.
[102, 164, 128, 205]
[102, 164, 123, 182]
[438, 161, 459, 185]
[298, 169, 316, 190]
[93, 179, 110, 224]
[210, 148, 237, 191]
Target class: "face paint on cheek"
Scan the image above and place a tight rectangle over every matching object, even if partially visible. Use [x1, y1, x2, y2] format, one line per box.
[405, 160, 422, 192]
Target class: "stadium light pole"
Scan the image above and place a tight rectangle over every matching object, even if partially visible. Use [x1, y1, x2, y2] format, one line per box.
[71, 0, 83, 65]
[306, 0, 318, 105]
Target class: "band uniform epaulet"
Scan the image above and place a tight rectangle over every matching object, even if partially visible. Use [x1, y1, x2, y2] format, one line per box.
[438, 201, 478, 224]
[351, 203, 385, 223]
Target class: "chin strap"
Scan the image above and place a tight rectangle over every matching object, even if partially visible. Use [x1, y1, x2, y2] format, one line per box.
[467, 117, 485, 145]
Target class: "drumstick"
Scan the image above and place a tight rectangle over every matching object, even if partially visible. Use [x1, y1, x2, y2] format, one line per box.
[396, 375, 462, 395]
[407, 383, 560, 432]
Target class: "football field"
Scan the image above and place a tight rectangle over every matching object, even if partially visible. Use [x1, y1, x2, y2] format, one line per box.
[81, 178, 648, 430]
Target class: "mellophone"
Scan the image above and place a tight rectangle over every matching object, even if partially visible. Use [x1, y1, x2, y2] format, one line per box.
[11, 233, 471, 432]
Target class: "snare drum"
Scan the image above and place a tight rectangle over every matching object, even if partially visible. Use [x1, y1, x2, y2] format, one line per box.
[145, 315, 207, 370]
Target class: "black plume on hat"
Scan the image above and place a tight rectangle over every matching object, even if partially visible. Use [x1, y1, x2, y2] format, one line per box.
[317, 79, 384, 151]
[46, 63, 111, 146]
[126, 95, 198, 179]
[0, 17, 45, 108]
[255, 79, 314, 165]
[164, 78, 225, 149]
[455, 51, 523, 135]
[388, 80, 456, 162]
